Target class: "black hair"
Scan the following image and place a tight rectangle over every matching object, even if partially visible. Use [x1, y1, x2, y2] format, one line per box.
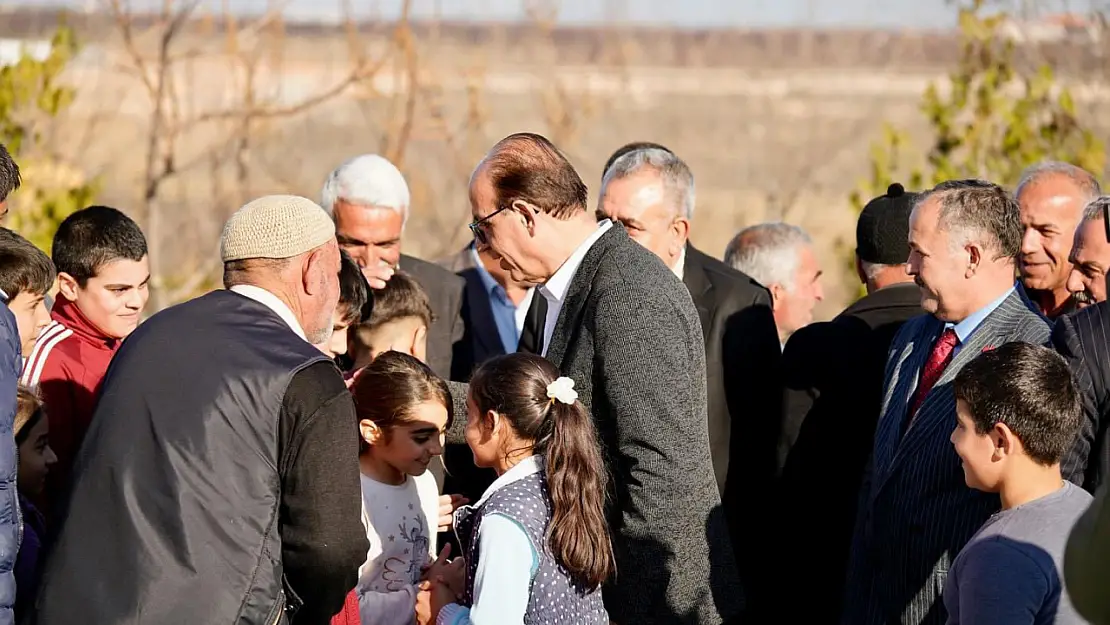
[953, 342, 1082, 466]
[0, 228, 55, 300]
[338, 249, 371, 325]
[0, 143, 20, 203]
[52, 206, 148, 285]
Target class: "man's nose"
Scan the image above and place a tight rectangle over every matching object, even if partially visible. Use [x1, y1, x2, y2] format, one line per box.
[1020, 228, 1042, 255]
[1066, 267, 1085, 294]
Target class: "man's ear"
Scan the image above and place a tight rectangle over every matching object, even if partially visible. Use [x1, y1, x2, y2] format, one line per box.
[965, 244, 982, 278]
[768, 283, 786, 310]
[302, 248, 326, 296]
[670, 218, 691, 256]
[56, 272, 80, 302]
[513, 200, 539, 235]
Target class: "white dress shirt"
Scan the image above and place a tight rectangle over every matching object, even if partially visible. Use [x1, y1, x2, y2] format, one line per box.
[229, 284, 306, 341]
[438, 456, 544, 625]
[537, 220, 614, 357]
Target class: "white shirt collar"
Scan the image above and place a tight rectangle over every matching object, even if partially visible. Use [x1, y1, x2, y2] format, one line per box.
[473, 455, 543, 508]
[229, 284, 307, 341]
[539, 220, 613, 306]
[671, 245, 686, 280]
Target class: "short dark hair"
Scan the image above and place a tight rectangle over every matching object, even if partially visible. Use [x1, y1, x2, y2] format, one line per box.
[338, 249, 371, 325]
[602, 141, 674, 178]
[483, 132, 588, 219]
[363, 271, 432, 330]
[953, 342, 1082, 466]
[52, 206, 148, 285]
[921, 179, 1023, 260]
[0, 144, 20, 203]
[0, 228, 55, 300]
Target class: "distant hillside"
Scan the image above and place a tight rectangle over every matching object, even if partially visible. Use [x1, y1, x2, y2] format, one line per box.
[0, 7, 1105, 74]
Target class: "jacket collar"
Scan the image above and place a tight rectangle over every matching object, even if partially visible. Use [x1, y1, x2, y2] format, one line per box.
[50, 296, 119, 350]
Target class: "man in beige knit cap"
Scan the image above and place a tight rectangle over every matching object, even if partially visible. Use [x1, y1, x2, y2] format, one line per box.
[35, 195, 368, 625]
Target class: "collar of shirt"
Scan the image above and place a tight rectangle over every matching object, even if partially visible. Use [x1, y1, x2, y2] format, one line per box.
[469, 244, 510, 303]
[472, 455, 543, 508]
[540, 219, 614, 306]
[946, 283, 1016, 344]
[229, 284, 307, 341]
[672, 245, 686, 280]
[0, 287, 8, 304]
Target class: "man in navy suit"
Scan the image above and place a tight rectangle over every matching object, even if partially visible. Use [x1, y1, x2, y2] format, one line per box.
[0, 143, 21, 625]
[843, 179, 1052, 625]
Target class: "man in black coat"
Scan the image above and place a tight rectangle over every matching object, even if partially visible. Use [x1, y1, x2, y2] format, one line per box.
[773, 183, 924, 623]
[321, 154, 465, 381]
[33, 195, 368, 625]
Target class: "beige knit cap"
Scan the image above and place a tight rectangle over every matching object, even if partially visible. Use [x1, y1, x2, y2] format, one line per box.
[220, 195, 336, 262]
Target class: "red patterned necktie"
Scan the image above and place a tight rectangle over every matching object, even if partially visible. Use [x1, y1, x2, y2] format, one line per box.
[905, 328, 959, 432]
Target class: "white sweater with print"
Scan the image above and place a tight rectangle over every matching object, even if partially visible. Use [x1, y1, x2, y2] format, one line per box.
[357, 470, 440, 625]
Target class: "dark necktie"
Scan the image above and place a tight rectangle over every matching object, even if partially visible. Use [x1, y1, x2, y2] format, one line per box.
[905, 327, 959, 433]
[518, 292, 549, 354]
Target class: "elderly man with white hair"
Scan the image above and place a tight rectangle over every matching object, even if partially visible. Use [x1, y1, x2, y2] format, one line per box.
[725, 222, 825, 348]
[321, 155, 465, 381]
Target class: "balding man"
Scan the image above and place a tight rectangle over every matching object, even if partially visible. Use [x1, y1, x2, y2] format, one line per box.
[1067, 197, 1110, 309]
[322, 155, 465, 380]
[1017, 161, 1102, 318]
[724, 222, 824, 348]
[597, 144, 780, 496]
[34, 196, 369, 625]
[449, 132, 742, 624]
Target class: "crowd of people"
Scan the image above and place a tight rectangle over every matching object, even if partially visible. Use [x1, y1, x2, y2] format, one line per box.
[0, 132, 1109, 625]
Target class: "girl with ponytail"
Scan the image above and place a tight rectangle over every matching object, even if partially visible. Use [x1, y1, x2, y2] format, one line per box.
[429, 352, 613, 625]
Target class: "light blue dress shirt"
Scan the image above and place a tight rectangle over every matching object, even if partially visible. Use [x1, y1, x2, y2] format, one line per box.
[470, 245, 524, 354]
[945, 284, 1016, 355]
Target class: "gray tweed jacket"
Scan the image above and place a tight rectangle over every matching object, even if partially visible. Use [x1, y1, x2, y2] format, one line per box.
[447, 225, 742, 625]
[841, 289, 1050, 625]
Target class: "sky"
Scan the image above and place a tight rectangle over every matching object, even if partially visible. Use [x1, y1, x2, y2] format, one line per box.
[0, 0, 1100, 30]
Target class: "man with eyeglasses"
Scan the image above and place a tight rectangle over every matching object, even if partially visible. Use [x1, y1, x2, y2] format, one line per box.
[446, 132, 744, 625]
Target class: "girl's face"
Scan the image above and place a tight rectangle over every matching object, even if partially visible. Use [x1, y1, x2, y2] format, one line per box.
[18, 416, 56, 497]
[363, 400, 448, 478]
[465, 396, 504, 470]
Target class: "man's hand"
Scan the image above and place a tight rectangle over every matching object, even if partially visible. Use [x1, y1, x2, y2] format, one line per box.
[361, 263, 395, 290]
[437, 494, 469, 533]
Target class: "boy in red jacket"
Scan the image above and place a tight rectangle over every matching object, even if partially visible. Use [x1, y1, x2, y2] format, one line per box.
[21, 206, 149, 507]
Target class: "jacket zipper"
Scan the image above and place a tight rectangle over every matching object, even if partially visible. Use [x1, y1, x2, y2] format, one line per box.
[268, 592, 285, 625]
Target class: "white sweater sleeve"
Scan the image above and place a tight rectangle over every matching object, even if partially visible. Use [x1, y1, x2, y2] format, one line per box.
[358, 584, 419, 625]
[437, 513, 537, 625]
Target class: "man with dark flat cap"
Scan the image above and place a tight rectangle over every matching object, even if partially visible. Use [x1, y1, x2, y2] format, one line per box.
[771, 183, 924, 623]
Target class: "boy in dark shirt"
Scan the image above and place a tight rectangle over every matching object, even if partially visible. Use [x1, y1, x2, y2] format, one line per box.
[946, 342, 1092, 625]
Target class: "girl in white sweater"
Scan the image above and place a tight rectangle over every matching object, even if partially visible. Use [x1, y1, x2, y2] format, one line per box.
[348, 351, 458, 625]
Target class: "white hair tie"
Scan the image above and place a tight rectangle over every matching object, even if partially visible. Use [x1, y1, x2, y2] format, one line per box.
[546, 377, 578, 405]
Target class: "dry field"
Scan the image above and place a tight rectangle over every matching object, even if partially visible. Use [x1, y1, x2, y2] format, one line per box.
[7, 10, 1110, 318]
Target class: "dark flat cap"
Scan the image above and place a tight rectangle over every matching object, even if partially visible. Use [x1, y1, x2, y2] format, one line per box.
[856, 183, 918, 266]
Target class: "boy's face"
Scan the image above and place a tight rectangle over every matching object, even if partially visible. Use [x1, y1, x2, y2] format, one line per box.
[9, 290, 51, 355]
[315, 307, 354, 359]
[950, 399, 1003, 491]
[59, 256, 150, 340]
[17, 415, 56, 497]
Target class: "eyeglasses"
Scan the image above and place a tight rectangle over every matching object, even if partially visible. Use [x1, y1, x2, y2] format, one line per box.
[469, 206, 509, 246]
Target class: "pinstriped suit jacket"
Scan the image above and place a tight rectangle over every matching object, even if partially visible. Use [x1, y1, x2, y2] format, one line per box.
[1053, 301, 1110, 491]
[842, 290, 1051, 625]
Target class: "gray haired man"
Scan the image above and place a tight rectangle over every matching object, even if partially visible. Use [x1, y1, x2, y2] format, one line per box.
[725, 222, 824, 348]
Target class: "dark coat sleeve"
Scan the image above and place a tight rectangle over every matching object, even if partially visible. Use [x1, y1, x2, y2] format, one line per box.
[1052, 314, 1102, 488]
[1065, 483, 1110, 623]
[279, 362, 369, 625]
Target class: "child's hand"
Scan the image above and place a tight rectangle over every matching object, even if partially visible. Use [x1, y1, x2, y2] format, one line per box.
[438, 557, 465, 597]
[422, 543, 452, 581]
[437, 494, 469, 533]
[429, 575, 459, 623]
[415, 581, 434, 625]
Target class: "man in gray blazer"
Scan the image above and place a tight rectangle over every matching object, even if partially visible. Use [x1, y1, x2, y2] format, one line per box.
[448, 132, 741, 624]
[843, 179, 1052, 625]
